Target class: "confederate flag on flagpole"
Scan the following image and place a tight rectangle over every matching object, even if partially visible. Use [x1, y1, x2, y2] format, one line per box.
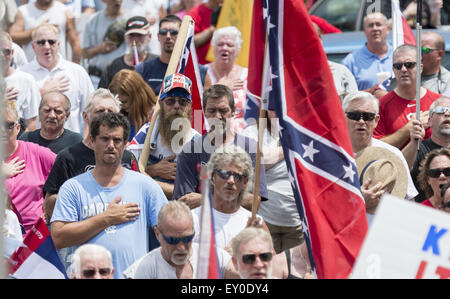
[256, 0, 368, 278]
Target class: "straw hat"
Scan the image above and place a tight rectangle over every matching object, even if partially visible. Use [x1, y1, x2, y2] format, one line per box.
[355, 146, 407, 199]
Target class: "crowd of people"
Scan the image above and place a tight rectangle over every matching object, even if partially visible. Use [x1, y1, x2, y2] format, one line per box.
[1, 0, 450, 280]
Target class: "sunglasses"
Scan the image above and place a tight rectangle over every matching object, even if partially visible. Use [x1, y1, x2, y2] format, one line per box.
[1, 48, 12, 56]
[4, 121, 18, 131]
[215, 169, 248, 182]
[393, 62, 416, 70]
[422, 46, 439, 54]
[161, 233, 195, 245]
[82, 268, 111, 278]
[443, 202, 450, 208]
[345, 111, 376, 122]
[158, 29, 179, 36]
[428, 167, 450, 178]
[35, 39, 57, 46]
[432, 106, 450, 115]
[163, 98, 189, 107]
[242, 252, 273, 265]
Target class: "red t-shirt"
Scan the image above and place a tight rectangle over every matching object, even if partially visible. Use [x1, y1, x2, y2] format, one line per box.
[189, 4, 213, 65]
[420, 199, 434, 208]
[373, 89, 441, 147]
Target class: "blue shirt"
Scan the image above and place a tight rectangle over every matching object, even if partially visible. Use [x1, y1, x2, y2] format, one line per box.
[341, 43, 393, 91]
[51, 168, 168, 279]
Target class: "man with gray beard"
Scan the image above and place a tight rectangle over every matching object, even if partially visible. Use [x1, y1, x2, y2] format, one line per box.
[98, 16, 157, 89]
[403, 96, 450, 202]
[128, 73, 201, 200]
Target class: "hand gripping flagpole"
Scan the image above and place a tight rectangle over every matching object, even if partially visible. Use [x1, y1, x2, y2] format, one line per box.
[138, 15, 194, 172]
[251, 24, 271, 222]
[415, 0, 423, 150]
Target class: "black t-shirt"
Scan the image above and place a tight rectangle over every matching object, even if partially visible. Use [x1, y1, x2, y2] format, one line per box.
[19, 129, 82, 154]
[135, 57, 208, 95]
[42, 141, 139, 196]
[97, 53, 156, 89]
[411, 138, 442, 202]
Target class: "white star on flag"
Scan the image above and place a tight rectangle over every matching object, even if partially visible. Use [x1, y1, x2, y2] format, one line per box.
[302, 141, 319, 162]
[342, 164, 356, 183]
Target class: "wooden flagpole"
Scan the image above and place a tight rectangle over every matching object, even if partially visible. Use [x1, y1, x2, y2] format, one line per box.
[138, 15, 194, 172]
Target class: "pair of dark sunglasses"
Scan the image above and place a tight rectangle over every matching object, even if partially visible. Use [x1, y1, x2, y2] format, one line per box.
[163, 98, 189, 107]
[82, 268, 111, 278]
[1, 48, 12, 56]
[422, 46, 439, 54]
[158, 29, 179, 36]
[215, 169, 248, 182]
[161, 233, 195, 245]
[35, 39, 57, 46]
[428, 167, 450, 178]
[345, 111, 376, 122]
[4, 121, 18, 131]
[443, 202, 450, 208]
[242, 252, 273, 265]
[393, 61, 416, 70]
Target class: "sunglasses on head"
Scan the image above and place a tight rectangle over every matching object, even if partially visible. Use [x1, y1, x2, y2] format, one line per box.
[428, 167, 450, 178]
[158, 29, 179, 36]
[242, 252, 273, 265]
[1, 48, 12, 56]
[82, 268, 111, 278]
[161, 232, 195, 245]
[35, 39, 57, 46]
[345, 111, 376, 122]
[215, 169, 247, 182]
[4, 121, 18, 131]
[163, 98, 188, 107]
[393, 61, 416, 70]
[432, 106, 450, 115]
[422, 46, 438, 54]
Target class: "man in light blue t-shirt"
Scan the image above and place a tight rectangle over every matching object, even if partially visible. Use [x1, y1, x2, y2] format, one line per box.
[341, 12, 393, 95]
[51, 112, 168, 279]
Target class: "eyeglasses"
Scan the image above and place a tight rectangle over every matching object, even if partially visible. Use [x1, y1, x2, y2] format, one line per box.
[1, 48, 12, 56]
[35, 39, 57, 46]
[82, 268, 112, 278]
[443, 202, 450, 208]
[215, 169, 248, 182]
[432, 106, 450, 115]
[158, 29, 179, 36]
[242, 252, 273, 265]
[393, 62, 417, 70]
[161, 233, 195, 245]
[422, 46, 439, 54]
[345, 111, 377, 122]
[3, 121, 18, 131]
[163, 98, 189, 107]
[428, 167, 450, 178]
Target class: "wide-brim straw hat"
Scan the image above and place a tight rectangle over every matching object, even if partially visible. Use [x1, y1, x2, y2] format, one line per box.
[355, 146, 407, 199]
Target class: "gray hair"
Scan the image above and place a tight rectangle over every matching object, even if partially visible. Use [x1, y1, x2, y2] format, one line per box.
[83, 88, 121, 115]
[429, 96, 450, 117]
[231, 227, 273, 258]
[70, 244, 113, 279]
[207, 144, 253, 204]
[342, 91, 379, 114]
[393, 44, 417, 59]
[40, 91, 71, 114]
[363, 12, 388, 29]
[157, 201, 193, 233]
[211, 26, 243, 52]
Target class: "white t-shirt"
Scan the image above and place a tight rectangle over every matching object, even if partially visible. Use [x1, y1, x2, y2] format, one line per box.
[130, 243, 231, 279]
[18, 1, 69, 61]
[5, 70, 40, 120]
[20, 55, 94, 133]
[192, 206, 259, 249]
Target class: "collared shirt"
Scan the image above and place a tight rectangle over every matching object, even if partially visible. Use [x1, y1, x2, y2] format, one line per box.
[342, 43, 393, 91]
[19, 54, 94, 133]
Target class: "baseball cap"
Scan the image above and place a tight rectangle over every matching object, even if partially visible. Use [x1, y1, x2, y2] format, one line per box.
[160, 73, 192, 101]
[125, 16, 151, 36]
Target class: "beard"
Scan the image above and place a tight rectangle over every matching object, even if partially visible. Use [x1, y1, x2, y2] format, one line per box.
[159, 106, 192, 152]
[170, 248, 192, 266]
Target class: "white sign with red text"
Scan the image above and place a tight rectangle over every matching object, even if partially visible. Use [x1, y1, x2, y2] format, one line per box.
[351, 194, 449, 279]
